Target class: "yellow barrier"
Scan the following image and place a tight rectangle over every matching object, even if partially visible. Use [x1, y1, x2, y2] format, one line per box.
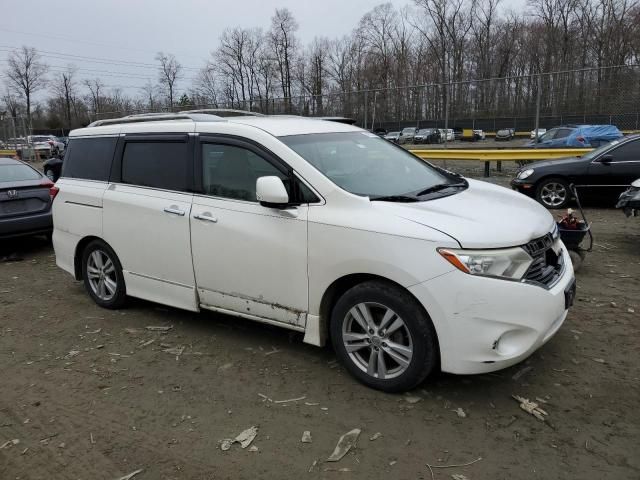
[408, 147, 594, 177]
[0, 149, 17, 157]
[409, 148, 592, 161]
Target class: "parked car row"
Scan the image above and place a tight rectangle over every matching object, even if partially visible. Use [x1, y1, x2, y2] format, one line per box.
[379, 127, 463, 144]
[3, 135, 67, 159]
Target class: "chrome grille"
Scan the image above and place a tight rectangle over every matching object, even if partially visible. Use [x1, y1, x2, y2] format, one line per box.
[523, 233, 563, 288]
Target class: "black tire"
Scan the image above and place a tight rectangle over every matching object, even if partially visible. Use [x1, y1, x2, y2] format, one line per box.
[568, 250, 583, 272]
[330, 280, 438, 392]
[536, 177, 571, 209]
[81, 240, 127, 309]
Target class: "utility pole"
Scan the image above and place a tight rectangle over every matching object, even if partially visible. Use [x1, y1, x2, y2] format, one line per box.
[534, 74, 542, 139]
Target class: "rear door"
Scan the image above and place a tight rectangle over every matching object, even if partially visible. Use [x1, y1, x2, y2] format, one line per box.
[102, 133, 197, 311]
[190, 136, 310, 327]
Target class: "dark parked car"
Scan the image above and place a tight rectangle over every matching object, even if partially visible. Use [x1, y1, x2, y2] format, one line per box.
[414, 128, 441, 144]
[373, 127, 388, 137]
[43, 151, 65, 181]
[616, 178, 640, 217]
[495, 128, 515, 141]
[511, 135, 640, 208]
[0, 158, 54, 239]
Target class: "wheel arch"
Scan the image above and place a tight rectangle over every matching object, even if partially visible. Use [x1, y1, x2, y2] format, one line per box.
[317, 273, 440, 358]
[73, 236, 114, 280]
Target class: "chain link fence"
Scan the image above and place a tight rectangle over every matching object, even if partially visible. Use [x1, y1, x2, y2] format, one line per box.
[84, 65, 640, 135]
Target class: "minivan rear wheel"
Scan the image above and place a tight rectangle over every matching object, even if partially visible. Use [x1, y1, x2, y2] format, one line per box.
[330, 281, 438, 392]
[81, 240, 126, 309]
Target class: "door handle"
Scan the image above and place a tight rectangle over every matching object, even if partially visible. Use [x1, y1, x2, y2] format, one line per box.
[164, 206, 185, 216]
[194, 213, 218, 223]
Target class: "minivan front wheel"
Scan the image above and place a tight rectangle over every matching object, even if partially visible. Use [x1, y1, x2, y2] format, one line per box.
[330, 281, 438, 392]
[81, 240, 126, 309]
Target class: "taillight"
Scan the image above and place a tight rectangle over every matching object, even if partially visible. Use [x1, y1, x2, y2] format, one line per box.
[49, 185, 59, 200]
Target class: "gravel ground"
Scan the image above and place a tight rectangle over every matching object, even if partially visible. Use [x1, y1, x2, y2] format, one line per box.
[1, 178, 639, 479]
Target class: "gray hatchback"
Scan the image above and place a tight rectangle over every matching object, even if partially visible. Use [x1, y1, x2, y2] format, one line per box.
[0, 158, 54, 239]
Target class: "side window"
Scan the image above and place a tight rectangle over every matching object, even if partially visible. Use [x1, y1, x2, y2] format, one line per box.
[554, 128, 572, 139]
[62, 136, 117, 181]
[121, 141, 189, 191]
[610, 140, 640, 162]
[202, 143, 289, 202]
[539, 129, 555, 142]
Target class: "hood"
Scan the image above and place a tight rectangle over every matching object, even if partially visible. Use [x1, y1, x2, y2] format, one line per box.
[372, 179, 555, 248]
[523, 156, 585, 169]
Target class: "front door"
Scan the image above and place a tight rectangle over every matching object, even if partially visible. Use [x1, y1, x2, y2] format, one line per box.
[190, 138, 309, 327]
[103, 134, 197, 311]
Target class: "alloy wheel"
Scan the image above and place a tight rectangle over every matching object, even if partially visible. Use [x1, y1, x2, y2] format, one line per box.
[540, 182, 568, 207]
[342, 302, 413, 380]
[86, 249, 118, 301]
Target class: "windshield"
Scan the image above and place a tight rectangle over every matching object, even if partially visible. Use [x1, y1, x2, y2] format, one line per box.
[0, 163, 42, 182]
[401, 128, 415, 134]
[581, 139, 621, 161]
[280, 131, 458, 198]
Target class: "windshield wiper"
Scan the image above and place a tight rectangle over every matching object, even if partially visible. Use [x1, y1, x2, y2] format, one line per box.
[415, 182, 467, 197]
[370, 195, 419, 202]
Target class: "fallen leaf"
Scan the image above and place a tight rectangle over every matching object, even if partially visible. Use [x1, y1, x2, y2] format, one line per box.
[327, 428, 361, 462]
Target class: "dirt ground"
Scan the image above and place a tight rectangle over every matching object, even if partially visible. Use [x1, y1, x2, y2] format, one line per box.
[1, 184, 639, 479]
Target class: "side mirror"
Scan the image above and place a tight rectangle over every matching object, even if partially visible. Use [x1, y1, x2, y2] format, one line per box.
[256, 176, 289, 208]
[598, 155, 613, 164]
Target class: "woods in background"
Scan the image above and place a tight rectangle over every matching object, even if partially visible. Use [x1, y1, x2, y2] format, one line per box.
[3, 0, 639, 131]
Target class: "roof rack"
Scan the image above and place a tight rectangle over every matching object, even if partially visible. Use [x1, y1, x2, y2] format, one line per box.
[88, 112, 226, 127]
[179, 108, 265, 117]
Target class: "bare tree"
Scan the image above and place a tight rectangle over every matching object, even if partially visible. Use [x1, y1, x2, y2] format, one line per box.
[140, 80, 159, 111]
[270, 8, 299, 112]
[51, 66, 77, 129]
[5, 46, 48, 129]
[84, 78, 105, 118]
[195, 67, 220, 106]
[155, 52, 182, 109]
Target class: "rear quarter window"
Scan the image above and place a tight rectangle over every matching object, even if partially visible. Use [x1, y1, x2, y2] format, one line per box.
[62, 136, 117, 181]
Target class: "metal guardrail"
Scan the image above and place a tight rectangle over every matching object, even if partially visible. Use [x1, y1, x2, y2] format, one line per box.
[409, 148, 592, 161]
[409, 147, 593, 177]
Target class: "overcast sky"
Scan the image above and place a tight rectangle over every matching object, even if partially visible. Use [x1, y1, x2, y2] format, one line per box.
[2, 0, 524, 101]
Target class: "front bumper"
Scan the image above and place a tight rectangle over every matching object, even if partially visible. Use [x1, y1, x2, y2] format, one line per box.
[0, 211, 52, 239]
[409, 247, 574, 374]
[510, 178, 536, 197]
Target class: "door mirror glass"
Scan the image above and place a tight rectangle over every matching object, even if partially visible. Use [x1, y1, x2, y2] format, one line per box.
[256, 176, 289, 207]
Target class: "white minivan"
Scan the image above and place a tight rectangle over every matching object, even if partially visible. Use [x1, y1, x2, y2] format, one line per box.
[52, 111, 575, 392]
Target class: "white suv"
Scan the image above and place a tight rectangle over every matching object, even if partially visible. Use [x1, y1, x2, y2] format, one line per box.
[51, 111, 575, 392]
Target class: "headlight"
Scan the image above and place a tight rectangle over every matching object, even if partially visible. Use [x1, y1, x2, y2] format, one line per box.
[438, 247, 533, 280]
[517, 169, 534, 180]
